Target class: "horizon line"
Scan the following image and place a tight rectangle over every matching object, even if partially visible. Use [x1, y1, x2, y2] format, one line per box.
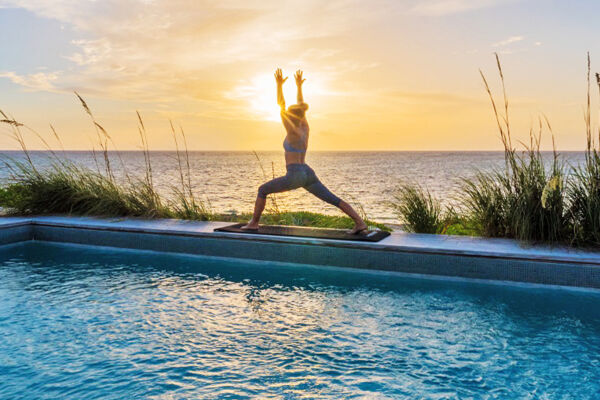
[0, 149, 590, 153]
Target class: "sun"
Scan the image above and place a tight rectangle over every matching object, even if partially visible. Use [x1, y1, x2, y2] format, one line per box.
[248, 74, 282, 121]
[241, 73, 325, 122]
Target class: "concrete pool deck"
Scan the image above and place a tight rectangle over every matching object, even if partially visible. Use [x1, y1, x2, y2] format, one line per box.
[2, 215, 600, 289]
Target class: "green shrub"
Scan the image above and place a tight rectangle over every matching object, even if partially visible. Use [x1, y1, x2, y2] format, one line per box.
[568, 154, 600, 246]
[0, 159, 171, 217]
[461, 152, 568, 242]
[390, 183, 446, 234]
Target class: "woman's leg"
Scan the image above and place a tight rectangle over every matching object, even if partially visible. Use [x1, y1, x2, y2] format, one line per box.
[242, 196, 267, 230]
[304, 180, 368, 234]
[242, 173, 302, 229]
[338, 200, 368, 234]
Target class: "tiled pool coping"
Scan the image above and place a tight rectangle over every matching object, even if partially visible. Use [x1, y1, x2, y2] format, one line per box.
[2, 215, 600, 289]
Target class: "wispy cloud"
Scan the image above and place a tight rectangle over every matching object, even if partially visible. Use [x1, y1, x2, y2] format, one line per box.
[492, 35, 524, 47]
[490, 36, 544, 54]
[0, 71, 59, 91]
[410, 0, 518, 16]
[0, 0, 524, 112]
[0, 0, 387, 116]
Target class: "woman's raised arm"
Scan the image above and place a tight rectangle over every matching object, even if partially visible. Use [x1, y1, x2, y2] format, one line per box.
[274, 68, 287, 111]
[295, 70, 306, 104]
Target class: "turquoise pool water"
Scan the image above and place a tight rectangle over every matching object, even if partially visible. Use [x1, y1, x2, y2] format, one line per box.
[1, 242, 600, 399]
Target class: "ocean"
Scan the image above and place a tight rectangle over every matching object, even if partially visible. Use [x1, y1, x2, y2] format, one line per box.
[0, 151, 587, 224]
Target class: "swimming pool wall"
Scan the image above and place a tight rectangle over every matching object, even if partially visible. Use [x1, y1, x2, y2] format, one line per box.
[0, 218, 32, 246]
[2, 216, 600, 290]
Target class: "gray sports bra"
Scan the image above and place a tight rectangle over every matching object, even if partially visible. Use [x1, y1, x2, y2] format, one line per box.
[283, 136, 306, 153]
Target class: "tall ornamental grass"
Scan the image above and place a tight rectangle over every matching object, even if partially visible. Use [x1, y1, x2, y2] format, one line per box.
[0, 94, 210, 220]
[393, 53, 600, 246]
[567, 61, 600, 246]
[461, 55, 568, 242]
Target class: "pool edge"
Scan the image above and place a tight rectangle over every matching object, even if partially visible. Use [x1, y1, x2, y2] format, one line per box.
[2, 216, 600, 290]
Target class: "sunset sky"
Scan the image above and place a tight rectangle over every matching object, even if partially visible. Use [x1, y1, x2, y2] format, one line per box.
[1, 0, 599, 151]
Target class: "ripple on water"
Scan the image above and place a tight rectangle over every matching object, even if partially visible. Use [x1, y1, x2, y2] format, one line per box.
[1, 241, 600, 399]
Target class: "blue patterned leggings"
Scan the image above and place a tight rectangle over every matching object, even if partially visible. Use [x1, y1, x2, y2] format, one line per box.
[258, 163, 341, 207]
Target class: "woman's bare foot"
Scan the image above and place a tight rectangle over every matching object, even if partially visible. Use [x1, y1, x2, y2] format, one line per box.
[348, 222, 368, 235]
[241, 222, 259, 230]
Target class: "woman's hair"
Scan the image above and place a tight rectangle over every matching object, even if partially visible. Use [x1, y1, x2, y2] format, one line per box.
[286, 103, 308, 124]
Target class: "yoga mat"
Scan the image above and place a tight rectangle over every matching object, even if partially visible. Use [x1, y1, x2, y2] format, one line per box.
[214, 223, 391, 242]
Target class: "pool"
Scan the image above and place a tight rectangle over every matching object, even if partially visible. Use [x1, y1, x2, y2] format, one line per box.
[1, 242, 600, 399]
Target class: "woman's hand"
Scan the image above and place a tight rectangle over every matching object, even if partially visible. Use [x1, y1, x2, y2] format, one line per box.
[274, 68, 288, 86]
[294, 70, 306, 86]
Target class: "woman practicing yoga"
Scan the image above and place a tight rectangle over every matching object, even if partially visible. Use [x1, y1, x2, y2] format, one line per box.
[242, 68, 368, 234]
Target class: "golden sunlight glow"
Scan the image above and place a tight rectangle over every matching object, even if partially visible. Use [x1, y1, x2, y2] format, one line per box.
[233, 73, 328, 122]
[0, 1, 594, 151]
[248, 74, 281, 122]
